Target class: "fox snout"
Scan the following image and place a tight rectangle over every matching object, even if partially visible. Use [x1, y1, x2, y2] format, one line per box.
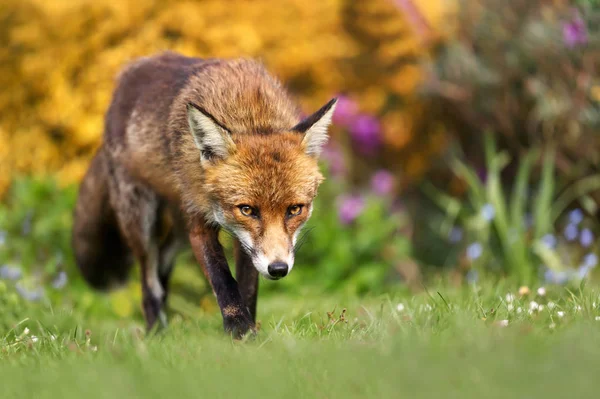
[242, 228, 296, 280]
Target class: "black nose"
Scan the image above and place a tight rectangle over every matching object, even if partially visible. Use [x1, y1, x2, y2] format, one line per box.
[267, 262, 288, 278]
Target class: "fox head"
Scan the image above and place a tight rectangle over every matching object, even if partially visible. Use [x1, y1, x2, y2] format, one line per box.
[186, 98, 337, 279]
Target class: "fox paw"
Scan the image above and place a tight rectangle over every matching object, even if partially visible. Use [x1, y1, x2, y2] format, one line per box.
[223, 308, 255, 339]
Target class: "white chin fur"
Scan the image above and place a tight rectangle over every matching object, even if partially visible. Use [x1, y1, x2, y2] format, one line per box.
[229, 223, 296, 279]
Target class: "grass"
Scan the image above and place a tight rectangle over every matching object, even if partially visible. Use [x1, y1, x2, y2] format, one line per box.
[2, 280, 600, 398]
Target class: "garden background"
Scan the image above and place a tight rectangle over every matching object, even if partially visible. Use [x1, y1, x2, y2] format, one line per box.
[2, 2, 600, 395]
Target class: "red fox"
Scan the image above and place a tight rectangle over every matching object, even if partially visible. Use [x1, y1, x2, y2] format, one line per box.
[72, 51, 336, 337]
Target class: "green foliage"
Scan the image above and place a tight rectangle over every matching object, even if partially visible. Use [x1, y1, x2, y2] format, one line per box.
[426, 0, 600, 199]
[425, 134, 600, 284]
[292, 181, 412, 295]
[0, 173, 412, 311]
[0, 177, 76, 279]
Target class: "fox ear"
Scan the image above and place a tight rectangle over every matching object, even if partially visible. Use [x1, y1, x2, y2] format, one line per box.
[293, 98, 337, 157]
[187, 103, 236, 162]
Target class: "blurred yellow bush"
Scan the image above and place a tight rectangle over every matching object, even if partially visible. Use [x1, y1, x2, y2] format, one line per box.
[0, 0, 453, 196]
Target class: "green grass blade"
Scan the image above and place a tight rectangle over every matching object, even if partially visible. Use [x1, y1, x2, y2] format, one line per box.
[509, 149, 537, 229]
[533, 147, 555, 240]
[551, 174, 600, 222]
[451, 159, 485, 209]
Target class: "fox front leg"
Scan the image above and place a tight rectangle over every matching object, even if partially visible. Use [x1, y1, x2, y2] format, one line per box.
[189, 223, 255, 338]
[234, 239, 259, 322]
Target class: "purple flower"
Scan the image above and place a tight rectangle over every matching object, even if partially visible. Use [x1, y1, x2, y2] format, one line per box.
[466, 242, 483, 260]
[569, 209, 584, 225]
[480, 203, 495, 222]
[563, 15, 588, 48]
[577, 264, 592, 280]
[476, 167, 487, 184]
[449, 227, 463, 243]
[524, 213, 534, 230]
[583, 253, 598, 269]
[370, 169, 395, 196]
[52, 271, 68, 290]
[466, 269, 479, 284]
[541, 233, 557, 249]
[580, 228, 594, 248]
[349, 115, 382, 156]
[15, 283, 44, 302]
[564, 223, 578, 242]
[322, 145, 346, 177]
[22, 211, 33, 236]
[544, 269, 570, 285]
[0, 265, 22, 281]
[332, 95, 359, 127]
[338, 195, 365, 225]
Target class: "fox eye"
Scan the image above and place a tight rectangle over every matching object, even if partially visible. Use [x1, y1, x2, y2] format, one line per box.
[287, 204, 303, 217]
[238, 205, 257, 217]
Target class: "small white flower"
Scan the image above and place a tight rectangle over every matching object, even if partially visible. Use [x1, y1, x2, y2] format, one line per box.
[23, 328, 30, 335]
[539, 305, 545, 311]
[537, 287, 546, 296]
[505, 293, 515, 303]
[593, 302, 597, 308]
[425, 304, 432, 312]
[30, 335, 38, 343]
[497, 319, 509, 327]
[517, 307, 523, 314]
[548, 302, 556, 310]
[507, 304, 514, 311]
[529, 301, 540, 311]
[91, 345, 98, 352]
[50, 335, 56, 341]
[396, 303, 405, 312]
[557, 311, 565, 318]
[575, 305, 582, 311]
[549, 323, 556, 329]
[595, 316, 600, 321]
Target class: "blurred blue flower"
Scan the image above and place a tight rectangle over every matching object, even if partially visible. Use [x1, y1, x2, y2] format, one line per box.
[0, 230, 6, 246]
[583, 253, 598, 269]
[52, 271, 68, 290]
[466, 242, 483, 261]
[349, 115, 381, 156]
[480, 203, 495, 222]
[449, 227, 463, 243]
[22, 210, 34, 236]
[337, 195, 365, 225]
[466, 269, 479, 284]
[577, 264, 592, 280]
[476, 167, 487, 184]
[544, 269, 570, 285]
[15, 283, 44, 302]
[541, 233, 557, 249]
[524, 213, 534, 230]
[370, 169, 395, 196]
[0, 265, 22, 281]
[564, 223, 578, 242]
[563, 15, 587, 48]
[332, 95, 358, 127]
[569, 209, 584, 225]
[580, 228, 594, 248]
[322, 144, 346, 177]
